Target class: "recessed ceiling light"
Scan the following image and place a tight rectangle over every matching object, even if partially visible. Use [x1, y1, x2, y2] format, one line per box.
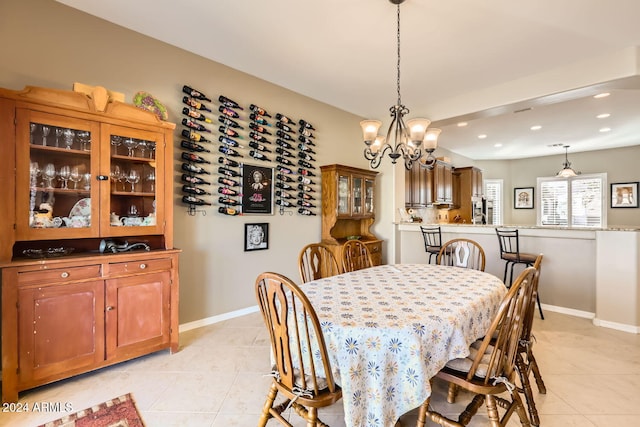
[596, 113, 610, 119]
[530, 125, 542, 131]
[457, 122, 468, 127]
[494, 143, 503, 148]
[599, 127, 611, 133]
[478, 134, 487, 139]
[594, 92, 610, 99]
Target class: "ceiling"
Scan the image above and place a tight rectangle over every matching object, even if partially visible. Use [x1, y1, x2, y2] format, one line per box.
[56, 0, 640, 160]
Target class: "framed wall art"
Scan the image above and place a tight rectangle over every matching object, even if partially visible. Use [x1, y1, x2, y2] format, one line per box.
[514, 187, 534, 209]
[242, 163, 274, 215]
[244, 222, 269, 251]
[610, 182, 638, 208]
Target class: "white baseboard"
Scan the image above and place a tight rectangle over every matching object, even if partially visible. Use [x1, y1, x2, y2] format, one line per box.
[179, 305, 260, 333]
[540, 303, 595, 319]
[593, 318, 640, 334]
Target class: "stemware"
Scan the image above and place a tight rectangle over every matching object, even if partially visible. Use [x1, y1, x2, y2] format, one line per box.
[83, 173, 92, 190]
[137, 140, 148, 158]
[111, 165, 123, 191]
[30, 162, 41, 187]
[58, 165, 71, 189]
[54, 127, 63, 147]
[69, 166, 82, 189]
[110, 135, 122, 155]
[77, 131, 91, 151]
[123, 138, 138, 157]
[145, 169, 156, 192]
[148, 142, 156, 159]
[30, 123, 37, 144]
[63, 129, 75, 150]
[127, 169, 140, 192]
[43, 163, 57, 188]
[41, 126, 50, 146]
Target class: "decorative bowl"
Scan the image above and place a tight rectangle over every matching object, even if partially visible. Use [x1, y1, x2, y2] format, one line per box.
[346, 235, 361, 241]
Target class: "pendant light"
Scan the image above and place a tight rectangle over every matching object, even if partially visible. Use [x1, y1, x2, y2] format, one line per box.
[556, 145, 579, 177]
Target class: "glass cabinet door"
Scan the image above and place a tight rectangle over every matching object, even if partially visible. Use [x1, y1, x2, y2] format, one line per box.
[104, 124, 163, 235]
[337, 174, 350, 216]
[365, 178, 375, 215]
[16, 109, 99, 239]
[352, 176, 363, 215]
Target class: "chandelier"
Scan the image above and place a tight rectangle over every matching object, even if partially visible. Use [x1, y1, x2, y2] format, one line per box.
[360, 0, 441, 170]
[556, 145, 579, 177]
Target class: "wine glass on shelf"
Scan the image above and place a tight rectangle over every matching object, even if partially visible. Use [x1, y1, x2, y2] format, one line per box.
[43, 163, 56, 188]
[54, 127, 63, 147]
[111, 165, 123, 192]
[77, 131, 90, 151]
[58, 165, 71, 189]
[29, 162, 40, 187]
[138, 140, 148, 158]
[110, 135, 122, 155]
[148, 142, 156, 159]
[127, 169, 140, 192]
[30, 123, 37, 144]
[83, 173, 91, 191]
[41, 126, 50, 146]
[123, 138, 138, 157]
[145, 169, 156, 192]
[69, 166, 82, 189]
[63, 129, 75, 150]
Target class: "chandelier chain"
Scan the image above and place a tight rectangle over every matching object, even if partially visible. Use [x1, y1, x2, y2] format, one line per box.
[396, 3, 402, 106]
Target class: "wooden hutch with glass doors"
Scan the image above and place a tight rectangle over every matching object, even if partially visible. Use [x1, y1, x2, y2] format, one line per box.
[0, 85, 180, 403]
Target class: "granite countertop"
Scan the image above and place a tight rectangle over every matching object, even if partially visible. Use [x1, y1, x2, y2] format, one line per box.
[396, 222, 640, 232]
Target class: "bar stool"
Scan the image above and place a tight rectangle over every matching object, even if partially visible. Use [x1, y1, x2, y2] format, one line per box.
[495, 227, 544, 319]
[420, 225, 442, 264]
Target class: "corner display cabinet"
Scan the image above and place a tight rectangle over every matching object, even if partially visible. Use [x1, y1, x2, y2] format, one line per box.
[320, 164, 382, 266]
[0, 85, 180, 403]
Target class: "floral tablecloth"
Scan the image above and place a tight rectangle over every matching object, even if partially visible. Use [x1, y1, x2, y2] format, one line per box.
[304, 263, 506, 427]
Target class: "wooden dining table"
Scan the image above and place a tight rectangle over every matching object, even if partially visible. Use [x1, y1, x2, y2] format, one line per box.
[303, 263, 507, 427]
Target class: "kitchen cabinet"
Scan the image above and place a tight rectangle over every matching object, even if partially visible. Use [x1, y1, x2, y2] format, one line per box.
[405, 159, 453, 206]
[449, 166, 483, 223]
[0, 85, 179, 403]
[320, 164, 382, 266]
[433, 160, 453, 204]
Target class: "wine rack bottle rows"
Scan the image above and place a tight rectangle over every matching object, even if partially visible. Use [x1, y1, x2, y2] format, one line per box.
[179, 84, 320, 216]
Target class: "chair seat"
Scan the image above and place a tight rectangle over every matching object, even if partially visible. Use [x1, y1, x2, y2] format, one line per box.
[272, 365, 329, 392]
[501, 252, 537, 264]
[445, 341, 497, 379]
[426, 246, 440, 254]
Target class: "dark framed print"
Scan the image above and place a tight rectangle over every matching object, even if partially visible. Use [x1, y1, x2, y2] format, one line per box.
[244, 222, 269, 251]
[242, 163, 274, 214]
[611, 182, 638, 208]
[514, 187, 534, 209]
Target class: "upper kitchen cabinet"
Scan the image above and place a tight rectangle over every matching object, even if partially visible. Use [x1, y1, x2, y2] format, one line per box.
[450, 166, 483, 223]
[405, 159, 453, 207]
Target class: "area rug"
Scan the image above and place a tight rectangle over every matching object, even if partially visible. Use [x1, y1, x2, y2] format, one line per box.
[38, 393, 145, 427]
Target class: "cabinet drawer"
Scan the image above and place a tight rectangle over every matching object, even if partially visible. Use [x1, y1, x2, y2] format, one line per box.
[365, 241, 382, 254]
[109, 258, 172, 275]
[18, 265, 102, 286]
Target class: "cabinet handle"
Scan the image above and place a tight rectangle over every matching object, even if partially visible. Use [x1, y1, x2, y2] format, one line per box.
[97, 175, 109, 181]
[106, 306, 115, 311]
[139, 263, 147, 269]
[60, 271, 69, 278]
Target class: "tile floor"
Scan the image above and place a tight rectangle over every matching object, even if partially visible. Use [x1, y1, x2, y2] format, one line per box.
[3, 310, 640, 427]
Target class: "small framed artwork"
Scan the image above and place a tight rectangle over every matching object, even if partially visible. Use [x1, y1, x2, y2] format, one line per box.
[242, 163, 274, 215]
[244, 222, 269, 251]
[610, 182, 638, 208]
[514, 187, 534, 209]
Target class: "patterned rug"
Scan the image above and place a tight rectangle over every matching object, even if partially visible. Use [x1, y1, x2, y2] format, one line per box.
[38, 393, 145, 427]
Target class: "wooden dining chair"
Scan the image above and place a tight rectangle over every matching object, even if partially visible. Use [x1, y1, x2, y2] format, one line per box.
[298, 243, 341, 283]
[416, 266, 537, 427]
[342, 240, 373, 272]
[437, 238, 486, 271]
[255, 272, 342, 427]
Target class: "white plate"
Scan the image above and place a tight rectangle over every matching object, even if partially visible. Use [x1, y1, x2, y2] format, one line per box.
[69, 198, 91, 217]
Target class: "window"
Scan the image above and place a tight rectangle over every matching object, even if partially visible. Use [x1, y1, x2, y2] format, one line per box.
[484, 179, 503, 225]
[537, 173, 607, 227]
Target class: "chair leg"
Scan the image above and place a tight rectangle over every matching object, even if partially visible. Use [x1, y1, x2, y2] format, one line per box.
[536, 293, 544, 319]
[447, 383, 459, 403]
[529, 351, 547, 394]
[416, 397, 430, 427]
[503, 261, 510, 284]
[517, 353, 540, 427]
[258, 382, 278, 427]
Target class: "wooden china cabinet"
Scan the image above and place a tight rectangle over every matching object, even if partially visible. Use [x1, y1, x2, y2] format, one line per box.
[0, 85, 180, 403]
[320, 164, 382, 266]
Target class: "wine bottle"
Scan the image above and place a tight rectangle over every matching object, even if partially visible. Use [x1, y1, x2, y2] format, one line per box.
[299, 128, 315, 138]
[298, 135, 316, 145]
[276, 190, 295, 199]
[218, 176, 240, 187]
[183, 96, 212, 112]
[249, 122, 272, 135]
[275, 182, 293, 190]
[249, 141, 272, 152]
[276, 113, 295, 124]
[298, 208, 316, 216]
[218, 156, 240, 168]
[276, 130, 294, 141]
[297, 184, 315, 192]
[298, 151, 315, 161]
[298, 192, 316, 201]
[218, 95, 244, 110]
[182, 152, 211, 164]
[182, 119, 211, 133]
[219, 105, 240, 118]
[182, 129, 211, 142]
[182, 195, 212, 206]
[298, 143, 316, 154]
[278, 166, 293, 174]
[276, 199, 295, 208]
[219, 126, 242, 139]
[298, 176, 316, 185]
[276, 156, 294, 166]
[182, 174, 211, 185]
[218, 116, 244, 129]
[182, 163, 210, 174]
[249, 104, 272, 117]
[276, 139, 294, 150]
[218, 187, 241, 196]
[297, 200, 316, 208]
[218, 167, 242, 177]
[249, 113, 271, 126]
[218, 146, 242, 157]
[182, 185, 212, 196]
[218, 197, 240, 206]
[218, 135, 243, 148]
[182, 85, 212, 102]
[297, 159, 314, 169]
[277, 173, 295, 183]
[218, 206, 240, 216]
[298, 168, 315, 177]
[276, 147, 294, 157]
[183, 107, 213, 123]
[249, 132, 269, 143]
[276, 121, 294, 133]
[298, 119, 316, 130]
[181, 140, 210, 153]
[249, 150, 271, 161]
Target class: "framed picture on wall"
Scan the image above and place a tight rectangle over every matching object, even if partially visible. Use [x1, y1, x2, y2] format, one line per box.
[241, 164, 274, 215]
[514, 187, 534, 209]
[611, 182, 638, 208]
[244, 223, 269, 251]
